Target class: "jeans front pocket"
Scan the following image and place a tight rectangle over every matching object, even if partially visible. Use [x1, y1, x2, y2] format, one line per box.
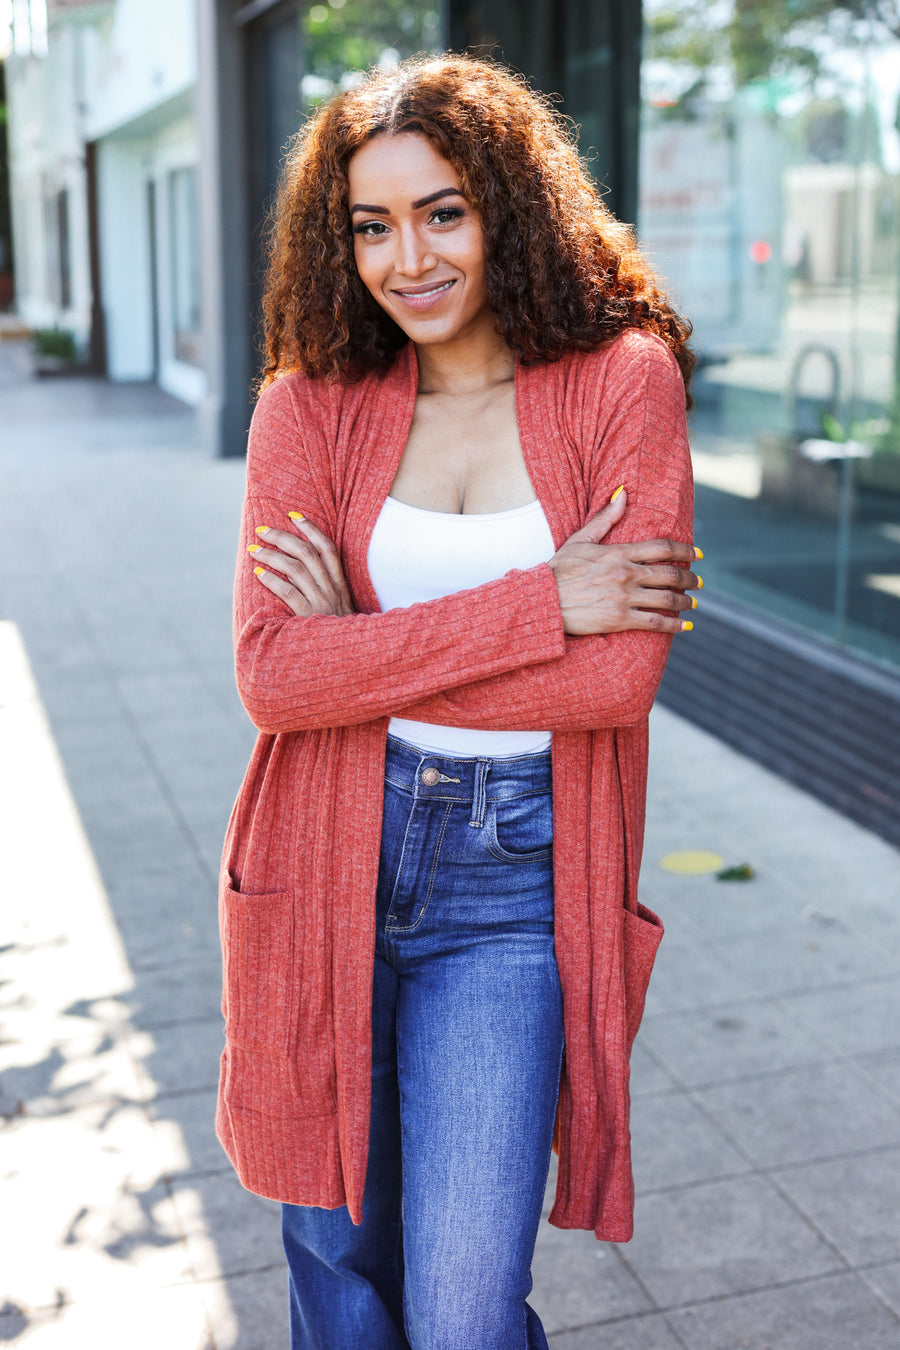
[487, 792, 554, 863]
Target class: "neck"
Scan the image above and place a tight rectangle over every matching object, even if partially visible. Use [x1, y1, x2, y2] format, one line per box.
[413, 327, 515, 396]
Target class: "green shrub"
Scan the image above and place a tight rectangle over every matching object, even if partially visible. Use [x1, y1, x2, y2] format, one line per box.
[31, 326, 77, 361]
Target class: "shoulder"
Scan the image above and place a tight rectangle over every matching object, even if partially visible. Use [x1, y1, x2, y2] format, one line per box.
[245, 373, 343, 497]
[569, 329, 684, 400]
[246, 353, 413, 495]
[250, 369, 344, 433]
[252, 348, 412, 435]
[547, 330, 684, 451]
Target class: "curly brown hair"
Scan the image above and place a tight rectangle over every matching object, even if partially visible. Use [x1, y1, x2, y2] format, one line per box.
[261, 52, 693, 401]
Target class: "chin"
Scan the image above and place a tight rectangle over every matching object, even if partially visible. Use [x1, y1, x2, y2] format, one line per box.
[406, 327, 461, 345]
[391, 319, 460, 346]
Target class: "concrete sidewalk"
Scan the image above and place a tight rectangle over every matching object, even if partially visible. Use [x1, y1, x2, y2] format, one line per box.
[2, 345, 900, 1349]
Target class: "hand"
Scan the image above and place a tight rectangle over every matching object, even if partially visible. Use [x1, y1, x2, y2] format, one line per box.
[548, 489, 701, 636]
[248, 514, 355, 617]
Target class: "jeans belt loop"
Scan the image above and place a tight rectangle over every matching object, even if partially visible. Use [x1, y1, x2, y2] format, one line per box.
[413, 752, 428, 800]
[469, 759, 490, 829]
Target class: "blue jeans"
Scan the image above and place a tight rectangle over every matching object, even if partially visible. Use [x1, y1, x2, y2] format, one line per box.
[282, 735, 564, 1350]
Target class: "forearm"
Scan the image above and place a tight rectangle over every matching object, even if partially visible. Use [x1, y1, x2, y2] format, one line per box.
[390, 626, 671, 731]
[235, 547, 567, 734]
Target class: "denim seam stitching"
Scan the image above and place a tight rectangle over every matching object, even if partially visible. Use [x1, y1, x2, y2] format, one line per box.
[486, 804, 554, 865]
[386, 787, 549, 803]
[485, 787, 551, 802]
[388, 801, 453, 934]
[384, 788, 419, 929]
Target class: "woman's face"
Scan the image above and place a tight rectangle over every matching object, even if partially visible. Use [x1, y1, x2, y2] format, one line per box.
[347, 132, 493, 350]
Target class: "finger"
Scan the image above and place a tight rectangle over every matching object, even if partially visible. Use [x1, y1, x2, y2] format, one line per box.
[251, 566, 312, 617]
[632, 589, 698, 613]
[567, 486, 628, 545]
[251, 528, 334, 600]
[627, 538, 701, 566]
[287, 513, 352, 604]
[622, 609, 695, 634]
[637, 563, 701, 591]
[249, 537, 332, 607]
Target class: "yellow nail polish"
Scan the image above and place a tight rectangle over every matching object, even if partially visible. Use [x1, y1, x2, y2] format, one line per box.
[288, 511, 305, 522]
[691, 596, 698, 609]
[610, 484, 625, 503]
[253, 566, 266, 577]
[681, 620, 693, 631]
[247, 544, 261, 553]
[255, 525, 271, 535]
[693, 546, 704, 560]
[697, 576, 704, 589]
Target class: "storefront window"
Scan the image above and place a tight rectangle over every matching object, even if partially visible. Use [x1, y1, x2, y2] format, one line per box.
[640, 1, 900, 672]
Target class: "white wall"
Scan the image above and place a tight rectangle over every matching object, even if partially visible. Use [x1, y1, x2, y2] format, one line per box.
[6, 23, 93, 344]
[96, 135, 154, 379]
[82, 0, 196, 143]
[98, 109, 205, 401]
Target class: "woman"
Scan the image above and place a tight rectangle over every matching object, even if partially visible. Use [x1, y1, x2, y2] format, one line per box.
[217, 54, 698, 1349]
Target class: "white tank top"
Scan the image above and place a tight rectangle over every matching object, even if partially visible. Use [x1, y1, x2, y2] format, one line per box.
[368, 496, 556, 757]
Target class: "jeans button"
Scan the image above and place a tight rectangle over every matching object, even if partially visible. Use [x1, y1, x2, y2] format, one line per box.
[421, 767, 440, 786]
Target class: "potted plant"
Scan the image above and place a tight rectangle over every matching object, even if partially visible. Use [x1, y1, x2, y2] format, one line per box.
[31, 326, 79, 376]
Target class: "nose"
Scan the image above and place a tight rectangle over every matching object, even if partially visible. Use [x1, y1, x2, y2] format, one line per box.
[395, 224, 437, 279]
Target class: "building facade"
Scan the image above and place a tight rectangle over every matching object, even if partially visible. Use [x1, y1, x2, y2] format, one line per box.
[3, 0, 900, 839]
[4, 0, 202, 401]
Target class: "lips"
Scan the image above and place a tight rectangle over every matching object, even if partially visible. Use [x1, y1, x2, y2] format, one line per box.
[390, 279, 456, 310]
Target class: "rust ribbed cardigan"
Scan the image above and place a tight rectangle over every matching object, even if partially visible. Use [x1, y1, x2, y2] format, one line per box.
[216, 327, 693, 1242]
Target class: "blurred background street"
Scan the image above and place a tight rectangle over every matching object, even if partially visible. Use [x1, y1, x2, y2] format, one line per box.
[2, 340, 900, 1347]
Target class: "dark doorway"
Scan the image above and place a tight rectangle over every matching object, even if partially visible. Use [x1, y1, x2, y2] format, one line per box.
[0, 62, 13, 310]
[447, 0, 642, 223]
[85, 141, 107, 375]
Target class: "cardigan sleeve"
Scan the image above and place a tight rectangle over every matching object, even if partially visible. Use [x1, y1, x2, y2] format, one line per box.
[388, 338, 694, 730]
[232, 380, 566, 735]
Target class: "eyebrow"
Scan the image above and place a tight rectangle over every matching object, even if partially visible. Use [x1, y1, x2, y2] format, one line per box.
[349, 188, 465, 216]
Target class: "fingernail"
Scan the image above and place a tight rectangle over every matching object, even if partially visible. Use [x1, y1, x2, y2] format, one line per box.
[610, 484, 625, 503]
[288, 511, 305, 522]
[693, 546, 704, 560]
[696, 576, 704, 589]
[691, 596, 698, 609]
[255, 525, 271, 535]
[253, 566, 266, 577]
[247, 544, 261, 553]
[681, 620, 693, 631]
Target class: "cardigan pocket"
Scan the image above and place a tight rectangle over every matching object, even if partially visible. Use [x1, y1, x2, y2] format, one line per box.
[622, 902, 664, 1054]
[221, 879, 299, 1112]
[221, 877, 338, 1117]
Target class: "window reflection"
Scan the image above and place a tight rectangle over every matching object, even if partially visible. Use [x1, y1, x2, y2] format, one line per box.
[640, 0, 900, 670]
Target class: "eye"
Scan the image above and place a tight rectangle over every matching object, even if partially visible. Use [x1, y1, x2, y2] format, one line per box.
[430, 206, 465, 225]
[353, 220, 389, 237]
